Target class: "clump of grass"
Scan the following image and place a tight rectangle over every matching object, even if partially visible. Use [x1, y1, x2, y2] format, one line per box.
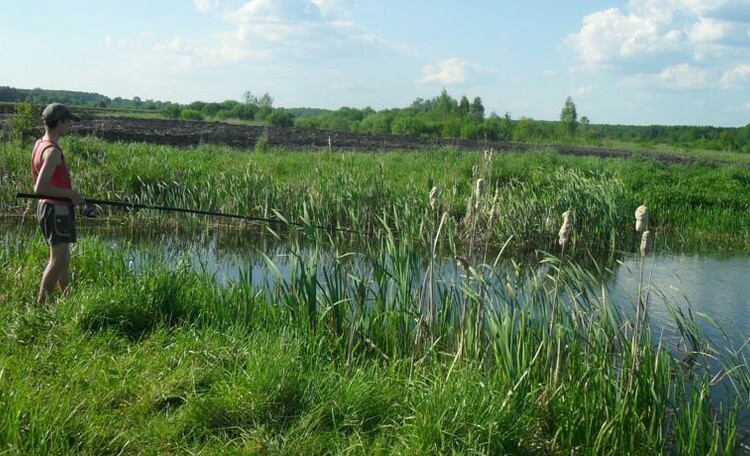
[78, 265, 198, 340]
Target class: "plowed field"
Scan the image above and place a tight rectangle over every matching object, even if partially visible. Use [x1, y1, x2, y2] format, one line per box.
[6, 114, 697, 164]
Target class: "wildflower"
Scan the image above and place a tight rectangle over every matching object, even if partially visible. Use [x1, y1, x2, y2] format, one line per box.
[640, 230, 651, 256]
[635, 205, 649, 232]
[558, 210, 572, 247]
[429, 186, 440, 210]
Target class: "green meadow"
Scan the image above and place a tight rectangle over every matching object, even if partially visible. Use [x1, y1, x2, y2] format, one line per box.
[2, 136, 750, 454]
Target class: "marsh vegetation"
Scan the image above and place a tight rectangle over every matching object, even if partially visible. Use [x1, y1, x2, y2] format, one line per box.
[2, 136, 750, 454]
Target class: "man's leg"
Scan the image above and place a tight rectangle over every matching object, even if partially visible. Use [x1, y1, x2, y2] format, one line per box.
[37, 242, 71, 304]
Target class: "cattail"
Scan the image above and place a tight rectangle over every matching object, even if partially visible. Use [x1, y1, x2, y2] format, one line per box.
[558, 210, 573, 247]
[484, 148, 494, 164]
[429, 186, 440, 210]
[635, 205, 649, 232]
[487, 187, 500, 224]
[440, 210, 450, 226]
[639, 230, 651, 256]
[475, 178, 485, 201]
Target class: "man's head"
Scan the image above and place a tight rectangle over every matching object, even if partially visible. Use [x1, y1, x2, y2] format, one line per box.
[42, 103, 81, 128]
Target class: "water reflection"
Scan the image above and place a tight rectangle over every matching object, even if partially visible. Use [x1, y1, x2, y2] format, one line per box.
[611, 252, 750, 350]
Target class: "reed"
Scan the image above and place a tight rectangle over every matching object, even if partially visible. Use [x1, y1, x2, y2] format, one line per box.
[4, 136, 750, 253]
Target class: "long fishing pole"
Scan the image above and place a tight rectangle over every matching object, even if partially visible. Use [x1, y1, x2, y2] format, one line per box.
[15, 192, 366, 236]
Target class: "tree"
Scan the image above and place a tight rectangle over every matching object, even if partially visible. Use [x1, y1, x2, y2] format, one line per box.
[470, 96, 485, 121]
[558, 96, 578, 141]
[360, 112, 393, 135]
[391, 113, 422, 136]
[513, 117, 541, 142]
[458, 96, 470, 118]
[434, 89, 456, 119]
[498, 112, 514, 141]
[258, 92, 274, 108]
[243, 90, 258, 106]
[579, 115, 590, 139]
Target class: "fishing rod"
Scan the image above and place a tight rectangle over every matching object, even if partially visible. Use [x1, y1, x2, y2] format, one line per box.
[15, 192, 366, 236]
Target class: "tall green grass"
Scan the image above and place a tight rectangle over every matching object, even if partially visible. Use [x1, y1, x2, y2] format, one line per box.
[4, 136, 750, 255]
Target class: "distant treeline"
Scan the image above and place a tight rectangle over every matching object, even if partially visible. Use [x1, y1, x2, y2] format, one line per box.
[2, 86, 749, 152]
[0, 86, 171, 110]
[291, 91, 750, 153]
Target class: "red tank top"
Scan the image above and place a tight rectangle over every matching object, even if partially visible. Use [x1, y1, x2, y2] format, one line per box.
[31, 139, 73, 205]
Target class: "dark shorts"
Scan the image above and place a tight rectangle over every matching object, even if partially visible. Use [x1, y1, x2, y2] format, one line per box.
[37, 202, 77, 246]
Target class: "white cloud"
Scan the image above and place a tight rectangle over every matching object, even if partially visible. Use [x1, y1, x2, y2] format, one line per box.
[566, 0, 750, 91]
[194, 0, 219, 12]
[720, 63, 750, 87]
[416, 58, 498, 86]
[124, 0, 403, 74]
[659, 63, 709, 88]
[620, 64, 708, 89]
[418, 58, 468, 85]
[564, 7, 685, 66]
[231, 0, 326, 42]
[689, 17, 732, 43]
[310, 0, 353, 18]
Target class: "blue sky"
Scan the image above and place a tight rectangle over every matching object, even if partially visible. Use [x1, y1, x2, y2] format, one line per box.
[2, 0, 750, 126]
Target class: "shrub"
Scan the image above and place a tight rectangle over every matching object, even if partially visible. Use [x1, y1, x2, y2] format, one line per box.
[160, 105, 181, 120]
[179, 109, 204, 121]
[265, 109, 295, 128]
[11, 101, 38, 143]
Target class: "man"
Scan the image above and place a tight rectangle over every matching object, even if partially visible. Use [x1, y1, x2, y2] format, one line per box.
[31, 103, 85, 304]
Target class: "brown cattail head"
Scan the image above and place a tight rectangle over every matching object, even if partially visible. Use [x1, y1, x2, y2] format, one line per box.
[639, 230, 651, 256]
[429, 186, 440, 210]
[635, 205, 649, 232]
[558, 210, 573, 247]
